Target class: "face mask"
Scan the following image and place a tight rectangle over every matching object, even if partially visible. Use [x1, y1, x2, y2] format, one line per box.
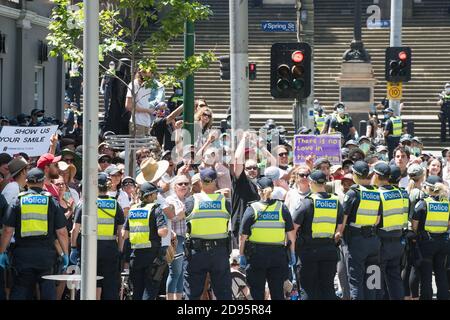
[413, 147, 421, 157]
[37, 116, 44, 122]
[313, 104, 320, 111]
[379, 153, 388, 161]
[188, 170, 195, 177]
[288, 151, 293, 159]
[384, 114, 390, 120]
[446, 88, 450, 94]
[223, 155, 231, 164]
[359, 143, 370, 154]
[405, 146, 412, 154]
[337, 108, 344, 114]
[175, 89, 182, 95]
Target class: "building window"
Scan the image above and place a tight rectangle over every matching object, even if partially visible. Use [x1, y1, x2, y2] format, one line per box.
[34, 66, 44, 109]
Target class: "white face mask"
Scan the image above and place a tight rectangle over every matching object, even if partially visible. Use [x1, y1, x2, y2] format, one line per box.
[337, 108, 345, 114]
[446, 88, 450, 94]
[188, 170, 195, 177]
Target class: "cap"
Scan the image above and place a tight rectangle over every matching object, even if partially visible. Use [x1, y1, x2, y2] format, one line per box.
[297, 126, 311, 135]
[64, 97, 71, 104]
[313, 157, 331, 169]
[0, 153, 12, 166]
[358, 136, 370, 144]
[376, 145, 388, 153]
[445, 83, 450, 89]
[342, 173, 354, 182]
[122, 176, 136, 185]
[352, 161, 370, 177]
[425, 175, 443, 187]
[200, 168, 217, 182]
[407, 163, 424, 178]
[161, 150, 172, 160]
[256, 176, 274, 189]
[308, 170, 327, 184]
[109, 61, 115, 66]
[37, 153, 61, 169]
[334, 102, 345, 110]
[155, 102, 168, 110]
[27, 168, 45, 183]
[264, 166, 283, 181]
[104, 164, 121, 176]
[31, 108, 44, 116]
[97, 142, 111, 152]
[191, 173, 201, 184]
[389, 165, 402, 183]
[70, 102, 78, 108]
[98, 172, 108, 187]
[8, 158, 28, 178]
[330, 164, 342, 175]
[342, 159, 354, 167]
[373, 162, 391, 177]
[383, 107, 394, 114]
[400, 134, 413, 143]
[98, 154, 112, 161]
[345, 140, 358, 147]
[140, 182, 161, 197]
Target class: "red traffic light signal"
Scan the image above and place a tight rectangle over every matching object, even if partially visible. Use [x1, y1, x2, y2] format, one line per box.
[398, 51, 407, 61]
[385, 47, 412, 82]
[291, 51, 304, 63]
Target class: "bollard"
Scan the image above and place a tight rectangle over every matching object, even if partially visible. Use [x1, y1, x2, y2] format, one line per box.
[359, 120, 367, 137]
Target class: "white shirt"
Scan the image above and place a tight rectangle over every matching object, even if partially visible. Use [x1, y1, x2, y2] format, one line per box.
[107, 190, 130, 210]
[271, 186, 287, 201]
[399, 176, 409, 189]
[2, 181, 20, 205]
[69, 187, 80, 206]
[285, 187, 310, 215]
[127, 79, 153, 127]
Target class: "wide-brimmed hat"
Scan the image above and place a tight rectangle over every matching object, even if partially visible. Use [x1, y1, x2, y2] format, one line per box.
[136, 158, 169, 184]
[8, 158, 28, 178]
[57, 161, 77, 181]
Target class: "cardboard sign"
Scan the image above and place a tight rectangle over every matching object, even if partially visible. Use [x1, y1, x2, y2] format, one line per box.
[0, 126, 58, 157]
[294, 134, 342, 165]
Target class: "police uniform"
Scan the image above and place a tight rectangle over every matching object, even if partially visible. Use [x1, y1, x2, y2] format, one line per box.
[383, 108, 402, 159]
[412, 176, 450, 300]
[374, 163, 406, 300]
[124, 183, 167, 300]
[314, 111, 327, 135]
[342, 161, 382, 300]
[240, 177, 294, 300]
[73, 178, 125, 300]
[184, 169, 232, 300]
[1, 169, 68, 300]
[329, 109, 354, 143]
[293, 171, 343, 300]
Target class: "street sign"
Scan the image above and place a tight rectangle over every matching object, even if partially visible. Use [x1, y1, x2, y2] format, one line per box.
[261, 21, 296, 33]
[387, 82, 402, 100]
[367, 20, 390, 29]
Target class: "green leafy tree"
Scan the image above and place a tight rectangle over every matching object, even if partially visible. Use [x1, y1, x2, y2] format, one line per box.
[47, 0, 215, 135]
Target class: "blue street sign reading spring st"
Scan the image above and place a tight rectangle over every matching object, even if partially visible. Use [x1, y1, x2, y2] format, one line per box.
[261, 21, 296, 33]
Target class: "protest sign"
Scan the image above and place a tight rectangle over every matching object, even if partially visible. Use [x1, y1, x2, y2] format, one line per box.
[0, 126, 58, 157]
[293, 134, 342, 165]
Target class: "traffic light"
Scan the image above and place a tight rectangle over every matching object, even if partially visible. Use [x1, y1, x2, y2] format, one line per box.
[249, 62, 256, 80]
[270, 42, 311, 99]
[385, 47, 412, 82]
[219, 55, 230, 80]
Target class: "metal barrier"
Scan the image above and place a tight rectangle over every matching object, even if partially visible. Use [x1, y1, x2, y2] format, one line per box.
[105, 135, 160, 176]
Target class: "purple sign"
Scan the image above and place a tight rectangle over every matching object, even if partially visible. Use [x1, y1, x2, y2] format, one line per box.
[294, 135, 342, 165]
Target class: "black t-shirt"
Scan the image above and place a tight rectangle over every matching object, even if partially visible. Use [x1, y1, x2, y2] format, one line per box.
[330, 115, 353, 140]
[0, 193, 9, 230]
[151, 117, 174, 151]
[124, 203, 167, 249]
[231, 171, 260, 236]
[412, 196, 450, 233]
[74, 195, 125, 249]
[292, 192, 344, 241]
[342, 184, 382, 226]
[3, 187, 67, 248]
[239, 199, 294, 237]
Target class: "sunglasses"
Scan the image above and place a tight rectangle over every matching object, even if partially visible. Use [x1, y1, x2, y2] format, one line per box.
[177, 182, 189, 186]
[122, 182, 135, 187]
[297, 173, 309, 178]
[55, 182, 66, 187]
[245, 166, 258, 171]
[202, 113, 212, 118]
[278, 152, 289, 157]
[99, 159, 111, 164]
[63, 158, 74, 163]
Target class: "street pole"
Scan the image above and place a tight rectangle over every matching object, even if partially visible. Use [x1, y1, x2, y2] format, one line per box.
[230, 0, 249, 138]
[81, 0, 99, 300]
[389, 0, 403, 116]
[294, 0, 303, 133]
[183, 0, 195, 145]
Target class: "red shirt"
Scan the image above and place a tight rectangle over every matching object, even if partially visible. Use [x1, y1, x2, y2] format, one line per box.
[44, 182, 59, 199]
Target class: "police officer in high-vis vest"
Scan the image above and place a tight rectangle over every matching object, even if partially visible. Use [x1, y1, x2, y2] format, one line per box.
[383, 107, 403, 160]
[438, 83, 450, 142]
[184, 168, 232, 300]
[342, 161, 382, 300]
[313, 99, 327, 135]
[239, 177, 296, 300]
[412, 175, 450, 300]
[71, 173, 124, 300]
[0, 168, 69, 300]
[293, 170, 344, 300]
[122, 182, 168, 300]
[372, 162, 406, 300]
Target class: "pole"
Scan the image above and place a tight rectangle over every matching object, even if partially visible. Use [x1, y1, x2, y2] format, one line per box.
[81, 0, 99, 300]
[230, 0, 249, 137]
[183, 0, 195, 145]
[389, 0, 403, 116]
[295, 0, 304, 133]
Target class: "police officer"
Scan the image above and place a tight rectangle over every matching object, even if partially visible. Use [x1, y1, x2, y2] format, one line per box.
[0, 168, 69, 300]
[122, 182, 168, 300]
[438, 83, 450, 142]
[167, 82, 184, 113]
[293, 171, 343, 300]
[70, 172, 124, 300]
[313, 99, 327, 135]
[328, 102, 357, 143]
[342, 161, 381, 300]
[239, 177, 296, 300]
[100, 61, 116, 116]
[184, 168, 232, 300]
[372, 162, 405, 300]
[383, 108, 403, 160]
[412, 175, 450, 300]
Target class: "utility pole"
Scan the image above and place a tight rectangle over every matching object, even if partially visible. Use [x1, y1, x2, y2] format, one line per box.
[229, 0, 249, 137]
[294, 0, 304, 133]
[183, 0, 195, 144]
[81, 0, 99, 300]
[389, 0, 403, 116]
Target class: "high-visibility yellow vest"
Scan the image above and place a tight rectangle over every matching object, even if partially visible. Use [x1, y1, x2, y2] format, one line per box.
[399, 188, 410, 228]
[249, 201, 285, 245]
[314, 114, 326, 133]
[128, 203, 155, 249]
[20, 194, 49, 238]
[187, 193, 230, 240]
[379, 188, 404, 232]
[353, 186, 380, 227]
[69, 70, 80, 78]
[391, 116, 402, 137]
[97, 198, 117, 240]
[311, 194, 339, 239]
[424, 198, 450, 233]
[335, 114, 350, 124]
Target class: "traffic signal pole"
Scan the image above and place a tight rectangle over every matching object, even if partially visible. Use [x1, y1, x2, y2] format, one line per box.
[184, 0, 195, 144]
[229, 0, 249, 136]
[389, 0, 403, 116]
[294, 0, 304, 133]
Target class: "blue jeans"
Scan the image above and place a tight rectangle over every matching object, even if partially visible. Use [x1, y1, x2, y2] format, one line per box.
[166, 236, 185, 293]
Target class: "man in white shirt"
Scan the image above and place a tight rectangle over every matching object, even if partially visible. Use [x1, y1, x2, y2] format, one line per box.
[2, 158, 28, 205]
[125, 69, 165, 136]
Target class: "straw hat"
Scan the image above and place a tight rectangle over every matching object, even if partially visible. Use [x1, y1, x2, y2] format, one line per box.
[136, 158, 169, 184]
[58, 161, 77, 181]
